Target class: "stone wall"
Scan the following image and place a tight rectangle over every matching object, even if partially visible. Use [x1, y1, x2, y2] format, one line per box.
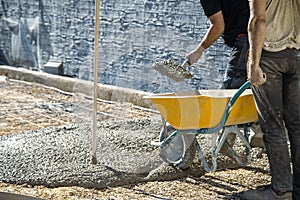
[0, 0, 230, 93]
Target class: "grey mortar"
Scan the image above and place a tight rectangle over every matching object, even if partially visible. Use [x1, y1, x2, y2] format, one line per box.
[0, 119, 205, 189]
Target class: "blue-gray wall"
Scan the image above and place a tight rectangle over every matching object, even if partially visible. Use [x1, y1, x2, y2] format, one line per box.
[0, 0, 231, 93]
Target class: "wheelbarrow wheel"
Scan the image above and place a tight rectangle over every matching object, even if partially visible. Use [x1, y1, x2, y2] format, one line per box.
[159, 126, 196, 170]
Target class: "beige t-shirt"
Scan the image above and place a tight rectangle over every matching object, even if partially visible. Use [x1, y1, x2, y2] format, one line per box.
[264, 0, 300, 52]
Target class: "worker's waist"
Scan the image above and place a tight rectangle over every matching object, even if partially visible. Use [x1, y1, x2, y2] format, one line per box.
[237, 33, 248, 39]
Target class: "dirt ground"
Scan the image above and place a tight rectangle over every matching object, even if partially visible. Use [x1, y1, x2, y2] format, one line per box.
[0, 78, 271, 200]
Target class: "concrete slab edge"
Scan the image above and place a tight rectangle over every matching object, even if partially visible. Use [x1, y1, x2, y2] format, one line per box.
[0, 65, 155, 109]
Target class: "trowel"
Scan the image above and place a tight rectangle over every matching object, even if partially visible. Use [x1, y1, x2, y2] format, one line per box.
[153, 59, 193, 82]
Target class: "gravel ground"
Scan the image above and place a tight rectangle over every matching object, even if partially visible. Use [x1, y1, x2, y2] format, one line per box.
[0, 78, 270, 199]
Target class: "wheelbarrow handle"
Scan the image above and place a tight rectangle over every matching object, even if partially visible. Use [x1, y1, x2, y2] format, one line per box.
[194, 80, 252, 134]
[219, 80, 252, 127]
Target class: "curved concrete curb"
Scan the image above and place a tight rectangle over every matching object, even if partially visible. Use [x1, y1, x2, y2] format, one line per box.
[0, 65, 154, 109]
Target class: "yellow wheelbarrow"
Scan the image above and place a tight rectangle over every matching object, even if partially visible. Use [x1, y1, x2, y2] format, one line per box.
[144, 81, 258, 172]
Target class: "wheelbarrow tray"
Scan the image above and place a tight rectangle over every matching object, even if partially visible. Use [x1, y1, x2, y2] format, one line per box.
[144, 89, 258, 130]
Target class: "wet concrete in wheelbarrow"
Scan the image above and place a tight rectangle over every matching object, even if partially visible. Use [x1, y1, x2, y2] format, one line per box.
[0, 118, 210, 190]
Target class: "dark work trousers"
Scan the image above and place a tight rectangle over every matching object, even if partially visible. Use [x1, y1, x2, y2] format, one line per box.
[223, 36, 249, 89]
[251, 48, 300, 199]
[220, 36, 249, 155]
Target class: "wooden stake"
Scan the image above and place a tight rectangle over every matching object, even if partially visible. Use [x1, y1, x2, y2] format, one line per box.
[92, 0, 100, 164]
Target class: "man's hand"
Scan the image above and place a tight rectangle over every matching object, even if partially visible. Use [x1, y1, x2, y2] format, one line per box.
[185, 46, 205, 66]
[247, 63, 266, 86]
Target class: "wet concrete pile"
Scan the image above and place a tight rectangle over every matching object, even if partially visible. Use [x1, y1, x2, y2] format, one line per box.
[0, 119, 207, 189]
[0, 119, 253, 189]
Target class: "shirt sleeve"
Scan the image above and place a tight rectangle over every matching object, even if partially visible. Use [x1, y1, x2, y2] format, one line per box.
[200, 0, 221, 17]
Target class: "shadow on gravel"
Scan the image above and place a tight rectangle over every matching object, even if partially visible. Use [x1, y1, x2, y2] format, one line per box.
[241, 166, 270, 175]
[0, 192, 44, 200]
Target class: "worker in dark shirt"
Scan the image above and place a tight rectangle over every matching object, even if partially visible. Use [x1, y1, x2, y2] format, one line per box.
[184, 0, 264, 155]
[186, 0, 250, 89]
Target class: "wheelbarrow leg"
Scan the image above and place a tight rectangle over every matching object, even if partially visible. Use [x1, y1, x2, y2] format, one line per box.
[195, 134, 218, 172]
[215, 125, 252, 166]
[159, 116, 168, 142]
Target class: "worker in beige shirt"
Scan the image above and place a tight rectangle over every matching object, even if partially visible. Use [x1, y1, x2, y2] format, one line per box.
[244, 0, 300, 199]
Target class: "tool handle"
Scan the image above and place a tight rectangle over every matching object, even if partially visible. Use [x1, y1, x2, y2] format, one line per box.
[182, 59, 191, 68]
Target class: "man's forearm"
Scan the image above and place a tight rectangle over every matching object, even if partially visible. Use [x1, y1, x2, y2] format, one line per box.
[185, 11, 224, 65]
[248, 0, 266, 67]
[200, 11, 224, 49]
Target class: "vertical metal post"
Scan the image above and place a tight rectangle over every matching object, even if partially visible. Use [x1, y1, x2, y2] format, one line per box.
[92, 0, 100, 164]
